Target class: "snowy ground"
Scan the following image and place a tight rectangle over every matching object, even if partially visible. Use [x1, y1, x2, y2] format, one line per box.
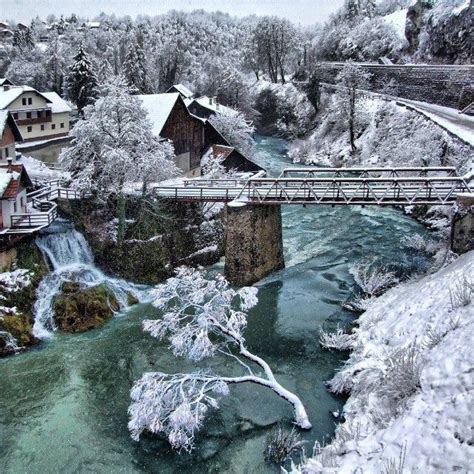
[295, 251, 474, 473]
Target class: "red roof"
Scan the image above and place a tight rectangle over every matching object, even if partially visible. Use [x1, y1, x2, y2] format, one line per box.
[0, 164, 33, 199]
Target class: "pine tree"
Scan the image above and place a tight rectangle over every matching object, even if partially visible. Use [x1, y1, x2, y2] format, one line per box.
[123, 35, 149, 93]
[67, 45, 99, 116]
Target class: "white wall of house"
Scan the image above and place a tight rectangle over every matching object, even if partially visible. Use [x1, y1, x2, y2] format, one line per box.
[0, 143, 15, 161]
[6, 92, 70, 141]
[0, 188, 27, 228]
[19, 111, 70, 140]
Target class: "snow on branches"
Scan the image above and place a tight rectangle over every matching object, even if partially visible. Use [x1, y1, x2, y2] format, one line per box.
[128, 267, 311, 452]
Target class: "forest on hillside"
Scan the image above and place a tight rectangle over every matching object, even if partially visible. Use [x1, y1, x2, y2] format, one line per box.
[1, 0, 471, 112]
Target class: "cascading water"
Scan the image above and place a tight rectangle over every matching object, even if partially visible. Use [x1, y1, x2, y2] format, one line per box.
[33, 221, 143, 339]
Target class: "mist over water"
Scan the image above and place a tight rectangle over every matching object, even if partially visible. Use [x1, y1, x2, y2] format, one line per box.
[0, 137, 429, 473]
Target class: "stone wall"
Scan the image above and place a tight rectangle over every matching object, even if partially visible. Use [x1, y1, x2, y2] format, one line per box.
[225, 204, 284, 286]
[313, 63, 473, 109]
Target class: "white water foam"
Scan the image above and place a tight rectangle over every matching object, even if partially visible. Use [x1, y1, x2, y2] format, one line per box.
[34, 228, 144, 339]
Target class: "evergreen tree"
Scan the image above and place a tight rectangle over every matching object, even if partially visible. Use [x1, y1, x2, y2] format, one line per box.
[67, 45, 99, 116]
[45, 33, 65, 94]
[123, 35, 149, 93]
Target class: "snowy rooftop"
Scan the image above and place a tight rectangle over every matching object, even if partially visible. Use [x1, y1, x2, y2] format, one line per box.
[0, 109, 9, 135]
[41, 92, 73, 114]
[137, 93, 180, 136]
[0, 86, 50, 109]
[193, 97, 235, 115]
[167, 84, 194, 99]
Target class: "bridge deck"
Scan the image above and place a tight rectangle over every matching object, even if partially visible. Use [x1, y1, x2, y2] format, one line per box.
[153, 168, 472, 206]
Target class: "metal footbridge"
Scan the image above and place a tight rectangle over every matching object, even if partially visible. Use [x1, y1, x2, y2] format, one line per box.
[152, 167, 472, 206]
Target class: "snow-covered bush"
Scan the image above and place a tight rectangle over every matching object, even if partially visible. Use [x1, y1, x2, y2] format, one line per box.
[129, 267, 311, 453]
[351, 261, 399, 297]
[382, 343, 423, 414]
[319, 326, 355, 351]
[449, 274, 473, 309]
[264, 427, 305, 464]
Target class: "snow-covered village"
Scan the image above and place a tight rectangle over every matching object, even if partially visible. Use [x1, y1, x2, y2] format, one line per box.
[0, 0, 472, 472]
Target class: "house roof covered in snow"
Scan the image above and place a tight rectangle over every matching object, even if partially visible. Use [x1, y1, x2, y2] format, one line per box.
[41, 92, 73, 114]
[166, 84, 194, 99]
[0, 164, 32, 199]
[0, 86, 52, 110]
[0, 110, 23, 141]
[190, 96, 236, 115]
[137, 93, 181, 136]
[0, 78, 13, 87]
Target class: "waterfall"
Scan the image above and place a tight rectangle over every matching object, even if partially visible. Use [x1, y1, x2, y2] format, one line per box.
[33, 224, 143, 339]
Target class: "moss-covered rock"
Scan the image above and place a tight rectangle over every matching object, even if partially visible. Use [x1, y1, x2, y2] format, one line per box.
[53, 283, 120, 333]
[0, 239, 49, 356]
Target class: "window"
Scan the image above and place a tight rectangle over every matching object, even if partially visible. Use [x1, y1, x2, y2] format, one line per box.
[5, 148, 9, 157]
[51, 124, 56, 130]
[60, 123, 64, 128]
[13, 201, 17, 213]
[37, 110, 42, 118]
[13, 113, 18, 120]
[21, 196, 24, 208]
[22, 98, 27, 106]
[26, 112, 31, 119]
[28, 98, 32, 105]
[27, 126, 32, 133]
[41, 124, 45, 131]
[46, 110, 51, 117]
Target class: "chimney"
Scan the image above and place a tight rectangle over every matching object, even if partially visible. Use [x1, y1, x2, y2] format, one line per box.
[7, 157, 13, 173]
[209, 97, 213, 105]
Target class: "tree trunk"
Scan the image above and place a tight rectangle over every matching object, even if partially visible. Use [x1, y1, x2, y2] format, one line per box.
[349, 88, 357, 154]
[116, 192, 127, 243]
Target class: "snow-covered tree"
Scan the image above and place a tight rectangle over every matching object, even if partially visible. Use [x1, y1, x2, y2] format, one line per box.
[60, 76, 178, 241]
[128, 267, 311, 452]
[335, 63, 372, 153]
[209, 109, 255, 157]
[122, 33, 149, 93]
[66, 44, 99, 115]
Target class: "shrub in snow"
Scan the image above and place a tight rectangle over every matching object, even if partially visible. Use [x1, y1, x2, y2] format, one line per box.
[449, 274, 473, 310]
[128, 267, 311, 453]
[351, 261, 399, 297]
[319, 326, 355, 351]
[382, 343, 423, 415]
[264, 427, 305, 465]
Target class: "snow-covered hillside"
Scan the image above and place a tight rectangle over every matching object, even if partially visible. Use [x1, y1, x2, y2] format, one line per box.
[295, 251, 474, 473]
[288, 93, 472, 173]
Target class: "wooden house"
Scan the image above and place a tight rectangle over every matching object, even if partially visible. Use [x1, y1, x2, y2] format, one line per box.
[138, 93, 206, 177]
[201, 144, 263, 173]
[0, 110, 23, 162]
[0, 162, 33, 230]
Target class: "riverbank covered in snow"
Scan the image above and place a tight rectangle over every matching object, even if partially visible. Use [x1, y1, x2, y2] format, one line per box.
[295, 251, 473, 473]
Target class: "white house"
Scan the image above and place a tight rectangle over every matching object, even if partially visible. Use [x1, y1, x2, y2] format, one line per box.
[0, 162, 32, 230]
[0, 110, 23, 162]
[0, 85, 72, 142]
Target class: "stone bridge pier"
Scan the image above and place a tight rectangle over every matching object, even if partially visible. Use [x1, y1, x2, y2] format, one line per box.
[224, 204, 284, 286]
[451, 194, 474, 254]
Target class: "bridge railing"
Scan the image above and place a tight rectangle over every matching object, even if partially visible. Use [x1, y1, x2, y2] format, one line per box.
[241, 176, 471, 205]
[280, 167, 459, 178]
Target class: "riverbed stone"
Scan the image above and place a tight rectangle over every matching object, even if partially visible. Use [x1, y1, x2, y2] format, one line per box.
[53, 283, 120, 333]
[451, 194, 474, 254]
[225, 204, 284, 286]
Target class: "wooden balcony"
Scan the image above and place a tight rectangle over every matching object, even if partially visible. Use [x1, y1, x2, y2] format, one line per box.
[16, 115, 53, 126]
